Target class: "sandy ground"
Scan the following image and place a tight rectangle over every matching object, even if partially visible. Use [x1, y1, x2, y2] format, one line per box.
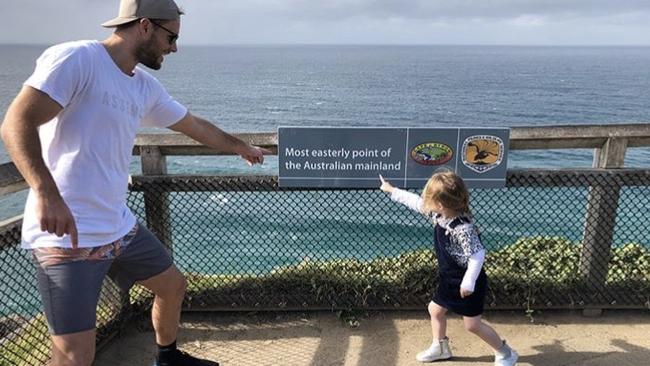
[94, 309, 650, 366]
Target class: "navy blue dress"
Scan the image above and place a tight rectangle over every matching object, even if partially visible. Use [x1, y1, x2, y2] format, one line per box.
[432, 216, 488, 317]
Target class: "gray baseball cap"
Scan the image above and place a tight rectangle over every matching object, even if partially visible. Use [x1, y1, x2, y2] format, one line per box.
[102, 0, 182, 28]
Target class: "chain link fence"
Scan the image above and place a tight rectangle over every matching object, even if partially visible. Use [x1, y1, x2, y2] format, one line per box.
[128, 169, 650, 310]
[1, 169, 649, 365]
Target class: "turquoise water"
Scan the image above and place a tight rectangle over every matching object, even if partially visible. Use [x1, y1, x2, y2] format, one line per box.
[127, 186, 648, 275]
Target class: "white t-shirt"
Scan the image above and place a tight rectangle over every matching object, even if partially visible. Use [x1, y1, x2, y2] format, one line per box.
[21, 40, 187, 249]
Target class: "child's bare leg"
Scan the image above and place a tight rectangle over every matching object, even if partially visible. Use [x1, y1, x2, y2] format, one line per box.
[428, 301, 448, 340]
[462, 315, 502, 350]
[416, 302, 452, 362]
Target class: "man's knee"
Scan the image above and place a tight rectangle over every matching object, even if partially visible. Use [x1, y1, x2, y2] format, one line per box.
[170, 270, 188, 297]
[50, 331, 96, 366]
[144, 266, 187, 300]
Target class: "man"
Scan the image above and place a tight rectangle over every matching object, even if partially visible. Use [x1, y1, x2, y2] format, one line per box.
[0, 0, 268, 365]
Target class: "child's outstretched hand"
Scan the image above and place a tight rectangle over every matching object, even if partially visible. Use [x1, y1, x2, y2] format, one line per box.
[379, 174, 394, 193]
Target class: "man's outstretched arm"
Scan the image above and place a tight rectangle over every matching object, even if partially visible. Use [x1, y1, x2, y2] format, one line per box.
[168, 112, 271, 166]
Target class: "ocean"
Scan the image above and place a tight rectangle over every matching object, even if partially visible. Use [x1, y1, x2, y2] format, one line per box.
[1, 44, 650, 210]
[1, 45, 649, 316]
[1, 45, 650, 219]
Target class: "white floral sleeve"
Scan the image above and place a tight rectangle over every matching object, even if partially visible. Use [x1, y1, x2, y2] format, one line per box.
[447, 223, 484, 265]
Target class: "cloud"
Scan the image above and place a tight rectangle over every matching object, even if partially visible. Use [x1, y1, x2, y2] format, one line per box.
[2, 0, 650, 44]
[207, 0, 650, 23]
[509, 15, 546, 27]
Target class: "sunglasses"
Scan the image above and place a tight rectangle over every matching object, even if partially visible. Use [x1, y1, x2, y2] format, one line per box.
[149, 19, 179, 45]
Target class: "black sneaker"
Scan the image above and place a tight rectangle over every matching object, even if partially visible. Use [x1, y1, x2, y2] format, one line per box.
[153, 349, 219, 366]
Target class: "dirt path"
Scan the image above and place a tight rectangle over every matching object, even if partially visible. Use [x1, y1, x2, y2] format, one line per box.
[95, 310, 650, 366]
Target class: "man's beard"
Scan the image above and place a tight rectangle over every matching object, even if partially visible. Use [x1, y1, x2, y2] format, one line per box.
[135, 38, 162, 70]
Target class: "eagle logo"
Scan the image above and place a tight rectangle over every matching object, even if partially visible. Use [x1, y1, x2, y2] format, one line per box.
[461, 135, 504, 173]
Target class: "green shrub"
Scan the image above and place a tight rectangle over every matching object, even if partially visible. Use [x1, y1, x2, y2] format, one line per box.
[182, 237, 649, 310]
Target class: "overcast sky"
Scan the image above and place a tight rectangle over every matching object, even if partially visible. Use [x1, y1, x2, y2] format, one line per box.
[3, 0, 650, 45]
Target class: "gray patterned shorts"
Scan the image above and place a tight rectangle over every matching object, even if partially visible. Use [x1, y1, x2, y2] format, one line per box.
[32, 223, 173, 335]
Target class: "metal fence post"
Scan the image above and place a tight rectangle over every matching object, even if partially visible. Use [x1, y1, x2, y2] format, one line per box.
[580, 137, 627, 314]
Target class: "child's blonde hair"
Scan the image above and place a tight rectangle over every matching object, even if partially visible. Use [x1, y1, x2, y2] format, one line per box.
[421, 170, 471, 216]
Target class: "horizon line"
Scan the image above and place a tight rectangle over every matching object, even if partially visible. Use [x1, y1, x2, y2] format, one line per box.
[1, 42, 650, 48]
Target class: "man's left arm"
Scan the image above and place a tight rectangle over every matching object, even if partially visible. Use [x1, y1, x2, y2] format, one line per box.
[168, 112, 270, 165]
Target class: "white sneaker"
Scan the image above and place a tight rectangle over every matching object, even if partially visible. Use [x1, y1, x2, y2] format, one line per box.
[415, 338, 452, 362]
[494, 349, 518, 366]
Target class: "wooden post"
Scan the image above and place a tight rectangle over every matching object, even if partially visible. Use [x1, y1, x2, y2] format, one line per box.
[580, 137, 627, 312]
[140, 146, 173, 252]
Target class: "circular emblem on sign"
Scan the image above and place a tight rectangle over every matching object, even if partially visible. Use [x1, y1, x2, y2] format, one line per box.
[461, 135, 504, 173]
[410, 142, 453, 166]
